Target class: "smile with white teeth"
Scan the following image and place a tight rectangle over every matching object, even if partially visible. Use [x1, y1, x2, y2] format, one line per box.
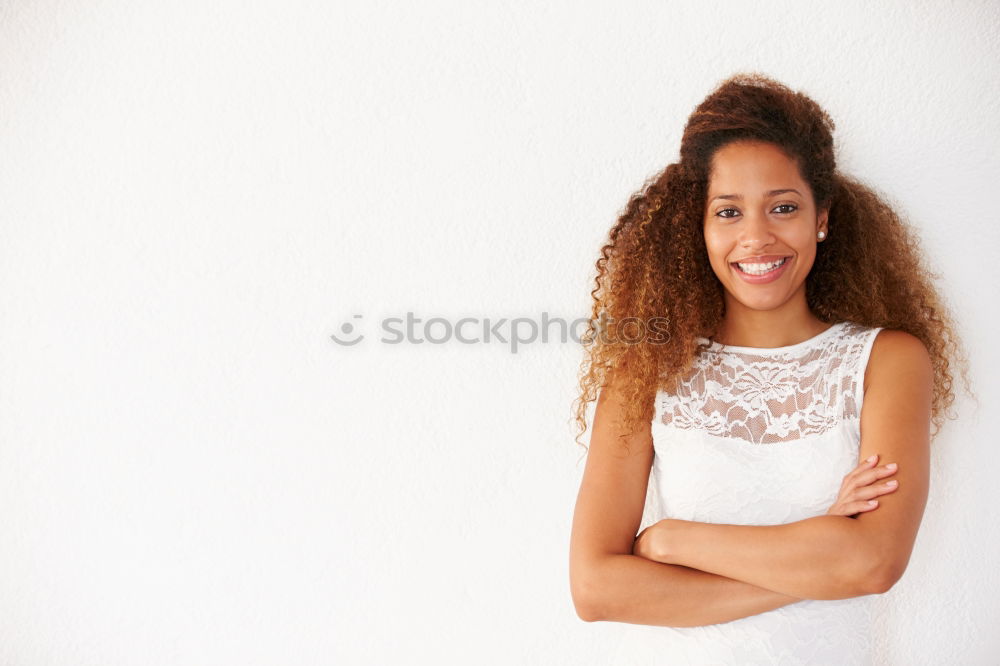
[735, 257, 789, 275]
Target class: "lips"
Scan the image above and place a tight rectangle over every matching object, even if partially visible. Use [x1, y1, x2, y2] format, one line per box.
[730, 256, 792, 283]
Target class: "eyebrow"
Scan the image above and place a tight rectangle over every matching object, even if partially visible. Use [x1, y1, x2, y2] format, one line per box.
[710, 188, 802, 202]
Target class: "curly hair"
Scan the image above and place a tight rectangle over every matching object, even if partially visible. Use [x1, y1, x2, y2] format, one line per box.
[571, 71, 976, 456]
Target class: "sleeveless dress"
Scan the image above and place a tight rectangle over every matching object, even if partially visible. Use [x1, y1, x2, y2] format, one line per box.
[609, 319, 885, 666]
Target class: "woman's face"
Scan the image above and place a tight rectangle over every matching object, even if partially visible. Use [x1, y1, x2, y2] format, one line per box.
[702, 140, 828, 313]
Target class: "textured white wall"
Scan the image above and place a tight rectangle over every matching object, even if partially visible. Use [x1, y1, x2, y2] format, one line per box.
[0, 1, 997, 664]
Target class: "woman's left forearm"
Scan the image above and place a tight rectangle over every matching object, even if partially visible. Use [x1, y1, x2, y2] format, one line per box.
[660, 516, 884, 600]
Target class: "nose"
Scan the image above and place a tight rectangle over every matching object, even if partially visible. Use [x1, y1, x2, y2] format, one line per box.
[738, 210, 775, 250]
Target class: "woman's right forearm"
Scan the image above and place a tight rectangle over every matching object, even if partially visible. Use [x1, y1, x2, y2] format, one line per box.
[584, 553, 801, 627]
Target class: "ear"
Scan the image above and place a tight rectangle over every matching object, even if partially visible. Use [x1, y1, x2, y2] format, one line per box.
[817, 207, 829, 236]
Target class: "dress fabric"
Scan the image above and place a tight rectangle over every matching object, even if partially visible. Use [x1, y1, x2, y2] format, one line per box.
[610, 319, 884, 666]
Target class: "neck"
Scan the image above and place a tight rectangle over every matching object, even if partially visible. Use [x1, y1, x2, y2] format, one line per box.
[713, 301, 831, 348]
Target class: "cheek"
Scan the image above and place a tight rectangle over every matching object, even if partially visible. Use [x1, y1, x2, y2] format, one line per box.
[796, 234, 818, 259]
[702, 231, 729, 267]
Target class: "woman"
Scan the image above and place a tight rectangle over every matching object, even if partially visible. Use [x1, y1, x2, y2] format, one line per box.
[568, 73, 973, 663]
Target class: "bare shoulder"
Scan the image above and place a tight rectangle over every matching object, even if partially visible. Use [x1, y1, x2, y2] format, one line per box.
[864, 328, 933, 396]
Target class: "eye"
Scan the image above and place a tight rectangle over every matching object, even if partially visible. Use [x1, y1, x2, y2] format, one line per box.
[713, 203, 798, 219]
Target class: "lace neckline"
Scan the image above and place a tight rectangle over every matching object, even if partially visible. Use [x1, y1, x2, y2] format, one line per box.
[699, 321, 846, 355]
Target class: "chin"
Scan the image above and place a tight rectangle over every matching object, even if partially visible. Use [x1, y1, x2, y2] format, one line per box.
[727, 288, 792, 310]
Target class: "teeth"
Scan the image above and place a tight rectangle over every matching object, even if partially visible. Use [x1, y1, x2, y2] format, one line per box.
[736, 257, 787, 275]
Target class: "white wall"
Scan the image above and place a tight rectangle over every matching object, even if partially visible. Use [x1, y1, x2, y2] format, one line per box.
[0, 1, 997, 664]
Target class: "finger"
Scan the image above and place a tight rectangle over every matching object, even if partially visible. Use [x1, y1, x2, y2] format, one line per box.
[854, 463, 899, 487]
[828, 498, 880, 517]
[853, 454, 878, 474]
[843, 454, 879, 488]
[851, 499, 880, 513]
[848, 480, 900, 502]
[849, 463, 898, 490]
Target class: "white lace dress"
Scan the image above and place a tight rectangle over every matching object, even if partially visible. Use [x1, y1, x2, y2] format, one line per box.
[610, 320, 885, 665]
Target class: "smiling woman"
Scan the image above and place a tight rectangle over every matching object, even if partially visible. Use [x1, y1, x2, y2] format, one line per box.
[568, 72, 975, 664]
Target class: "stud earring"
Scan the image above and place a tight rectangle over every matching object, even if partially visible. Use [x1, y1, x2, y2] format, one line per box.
[817, 231, 826, 240]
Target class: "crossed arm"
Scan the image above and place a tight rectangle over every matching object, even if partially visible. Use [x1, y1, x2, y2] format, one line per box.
[649, 331, 932, 600]
[570, 330, 932, 625]
[637, 514, 889, 601]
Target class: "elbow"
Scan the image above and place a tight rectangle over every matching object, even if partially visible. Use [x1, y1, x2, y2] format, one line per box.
[574, 597, 601, 623]
[870, 561, 905, 594]
[847, 530, 909, 596]
[571, 577, 604, 622]
[856, 558, 905, 596]
[570, 561, 606, 622]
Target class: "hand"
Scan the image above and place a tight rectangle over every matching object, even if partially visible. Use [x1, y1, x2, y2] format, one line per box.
[632, 518, 678, 563]
[827, 453, 900, 518]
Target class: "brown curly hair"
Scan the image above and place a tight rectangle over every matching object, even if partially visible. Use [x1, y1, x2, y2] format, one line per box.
[571, 71, 976, 456]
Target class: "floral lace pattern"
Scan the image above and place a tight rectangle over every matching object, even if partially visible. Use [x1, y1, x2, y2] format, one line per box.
[659, 320, 883, 444]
